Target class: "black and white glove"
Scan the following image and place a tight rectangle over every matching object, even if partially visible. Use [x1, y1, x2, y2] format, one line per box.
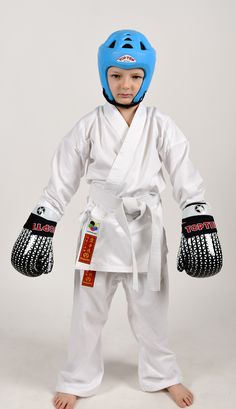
[177, 202, 223, 277]
[11, 206, 58, 277]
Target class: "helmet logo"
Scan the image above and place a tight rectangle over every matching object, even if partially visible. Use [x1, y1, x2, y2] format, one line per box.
[117, 54, 136, 63]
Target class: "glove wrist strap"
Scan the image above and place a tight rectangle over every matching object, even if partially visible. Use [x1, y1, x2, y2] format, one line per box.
[182, 214, 217, 238]
[24, 213, 57, 237]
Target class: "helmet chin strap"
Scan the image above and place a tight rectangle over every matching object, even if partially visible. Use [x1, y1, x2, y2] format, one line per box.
[103, 89, 146, 109]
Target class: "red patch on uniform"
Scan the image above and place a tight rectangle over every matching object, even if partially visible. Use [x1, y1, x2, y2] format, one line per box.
[78, 233, 97, 264]
[82, 270, 96, 287]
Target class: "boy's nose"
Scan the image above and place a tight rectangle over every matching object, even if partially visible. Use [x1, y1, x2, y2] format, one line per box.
[121, 78, 130, 89]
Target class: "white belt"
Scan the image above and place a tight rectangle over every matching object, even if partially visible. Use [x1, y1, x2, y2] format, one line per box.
[80, 184, 164, 292]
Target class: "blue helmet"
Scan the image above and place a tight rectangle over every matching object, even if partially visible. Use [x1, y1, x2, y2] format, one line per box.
[98, 29, 156, 105]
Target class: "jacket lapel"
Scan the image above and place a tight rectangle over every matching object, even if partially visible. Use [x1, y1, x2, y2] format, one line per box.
[103, 102, 147, 191]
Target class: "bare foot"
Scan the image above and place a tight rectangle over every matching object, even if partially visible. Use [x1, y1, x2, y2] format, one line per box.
[165, 383, 194, 407]
[53, 392, 79, 409]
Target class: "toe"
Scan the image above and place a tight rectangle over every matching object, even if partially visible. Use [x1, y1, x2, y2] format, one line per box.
[189, 392, 194, 400]
[53, 395, 61, 406]
[55, 397, 61, 408]
[183, 396, 192, 406]
[187, 393, 193, 403]
[175, 398, 186, 408]
[57, 400, 66, 409]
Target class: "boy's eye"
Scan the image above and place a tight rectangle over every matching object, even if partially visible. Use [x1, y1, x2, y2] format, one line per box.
[110, 74, 144, 79]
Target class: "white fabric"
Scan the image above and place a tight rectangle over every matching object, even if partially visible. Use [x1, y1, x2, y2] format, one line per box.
[37, 102, 205, 290]
[182, 202, 212, 218]
[75, 184, 163, 292]
[55, 269, 183, 396]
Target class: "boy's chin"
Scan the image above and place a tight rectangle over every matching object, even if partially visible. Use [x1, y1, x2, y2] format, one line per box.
[116, 98, 133, 105]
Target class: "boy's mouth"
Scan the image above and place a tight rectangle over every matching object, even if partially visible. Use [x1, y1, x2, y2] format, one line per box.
[119, 94, 132, 98]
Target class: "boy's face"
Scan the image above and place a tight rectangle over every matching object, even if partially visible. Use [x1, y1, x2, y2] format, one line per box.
[107, 67, 144, 105]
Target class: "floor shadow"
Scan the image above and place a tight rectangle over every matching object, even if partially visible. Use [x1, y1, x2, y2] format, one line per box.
[1, 332, 140, 394]
[102, 358, 139, 391]
[2, 328, 234, 396]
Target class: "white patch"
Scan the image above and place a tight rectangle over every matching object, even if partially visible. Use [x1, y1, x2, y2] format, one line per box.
[24, 235, 37, 255]
[47, 251, 53, 272]
[205, 234, 215, 256]
[117, 54, 136, 63]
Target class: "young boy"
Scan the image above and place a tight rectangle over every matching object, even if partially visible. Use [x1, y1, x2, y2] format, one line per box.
[11, 29, 222, 409]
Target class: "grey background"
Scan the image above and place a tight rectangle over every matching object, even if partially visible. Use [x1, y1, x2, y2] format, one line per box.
[0, 0, 235, 408]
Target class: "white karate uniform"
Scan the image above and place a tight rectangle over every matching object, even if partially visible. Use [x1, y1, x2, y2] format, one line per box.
[37, 101, 205, 395]
[55, 269, 183, 396]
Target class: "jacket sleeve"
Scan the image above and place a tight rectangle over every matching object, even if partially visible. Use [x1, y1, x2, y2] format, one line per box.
[36, 119, 90, 220]
[158, 116, 206, 210]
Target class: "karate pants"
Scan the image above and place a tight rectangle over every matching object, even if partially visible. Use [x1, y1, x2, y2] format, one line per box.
[55, 266, 183, 397]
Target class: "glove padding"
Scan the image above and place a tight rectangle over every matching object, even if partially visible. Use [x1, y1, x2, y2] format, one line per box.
[177, 202, 223, 277]
[11, 210, 57, 277]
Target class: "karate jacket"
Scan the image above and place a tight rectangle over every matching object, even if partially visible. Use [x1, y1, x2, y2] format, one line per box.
[37, 102, 205, 291]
